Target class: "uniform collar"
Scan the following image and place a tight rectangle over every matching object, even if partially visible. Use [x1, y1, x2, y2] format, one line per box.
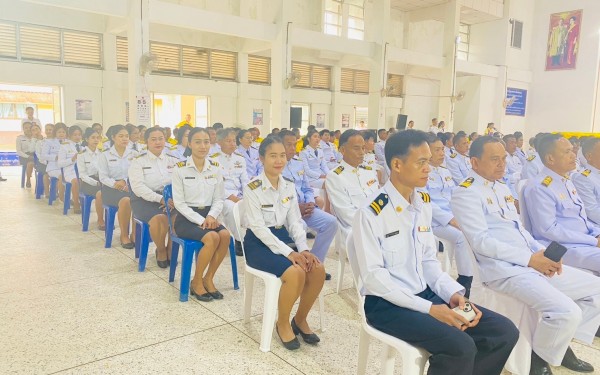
[185, 156, 211, 173]
[238, 145, 250, 152]
[306, 144, 318, 152]
[110, 145, 132, 157]
[147, 151, 163, 161]
[340, 159, 360, 173]
[259, 172, 286, 192]
[383, 180, 422, 214]
[542, 166, 571, 182]
[469, 170, 501, 189]
[587, 164, 600, 175]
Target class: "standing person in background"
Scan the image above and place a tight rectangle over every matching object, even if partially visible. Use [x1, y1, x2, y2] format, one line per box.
[16, 121, 36, 188]
[438, 121, 446, 133]
[429, 118, 439, 134]
[21, 106, 41, 127]
[78, 128, 105, 229]
[212, 122, 224, 131]
[176, 114, 193, 129]
[485, 123, 496, 136]
[407, 120, 415, 129]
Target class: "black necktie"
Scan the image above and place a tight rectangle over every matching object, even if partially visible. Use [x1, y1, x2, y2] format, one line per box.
[133, 143, 138, 152]
[314, 150, 318, 157]
[76, 144, 81, 153]
[246, 150, 250, 157]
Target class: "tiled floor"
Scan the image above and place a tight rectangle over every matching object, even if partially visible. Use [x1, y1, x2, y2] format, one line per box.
[1, 165, 599, 374]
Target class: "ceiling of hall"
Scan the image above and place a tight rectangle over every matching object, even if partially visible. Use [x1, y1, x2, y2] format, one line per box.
[390, 0, 449, 12]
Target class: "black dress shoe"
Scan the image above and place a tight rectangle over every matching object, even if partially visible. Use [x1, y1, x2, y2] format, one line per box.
[155, 249, 169, 269]
[276, 324, 300, 350]
[203, 283, 223, 299]
[325, 273, 331, 281]
[190, 285, 213, 302]
[306, 232, 315, 239]
[531, 351, 552, 375]
[235, 240, 243, 256]
[121, 241, 135, 249]
[561, 346, 594, 373]
[291, 318, 320, 344]
[0, 177, 6, 182]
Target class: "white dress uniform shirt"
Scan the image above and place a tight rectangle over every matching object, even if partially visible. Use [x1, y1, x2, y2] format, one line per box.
[352, 182, 464, 313]
[209, 151, 249, 199]
[41, 138, 63, 175]
[21, 117, 41, 126]
[35, 138, 47, 165]
[243, 173, 309, 257]
[127, 141, 146, 153]
[451, 171, 544, 283]
[429, 126, 440, 134]
[444, 146, 455, 159]
[521, 152, 543, 180]
[445, 152, 472, 185]
[325, 160, 379, 229]
[237, 144, 263, 178]
[505, 151, 523, 186]
[98, 146, 139, 187]
[209, 143, 221, 155]
[577, 148, 587, 169]
[128, 151, 179, 203]
[57, 140, 83, 180]
[171, 145, 188, 161]
[77, 147, 101, 186]
[363, 152, 378, 169]
[300, 145, 330, 182]
[426, 166, 456, 227]
[573, 166, 600, 225]
[374, 140, 386, 169]
[16, 135, 36, 158]
[172, 158, 224, 226]
[319, 140, 340, 170]
[515, 147, 527, 165]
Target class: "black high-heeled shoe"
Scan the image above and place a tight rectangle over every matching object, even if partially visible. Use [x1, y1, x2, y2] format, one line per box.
[291, 318, 320, 344]
[155, 249, 169, 269]
[190, 285, 213, 302]
[276, 324, 300, 350]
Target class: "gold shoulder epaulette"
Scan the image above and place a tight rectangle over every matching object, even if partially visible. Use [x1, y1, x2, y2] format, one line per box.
[176, 161, 186, 168]
[247, 179, 262, 190]
[459, 177, 474, 188]
[369, 193, 388, 215]
[283, 176, 293, 183]
[542, 176, 552, 187]
[333, 165, 344, 175]
[450, 153, 457, 159]
[210, 152, 220, 158]
[582, 169, 591, 177]
[209, 159, 219, 167]
[233, 151, 244, 157]
[359, 165, 373, 170]
[527, 155, 536, 162]
[419, 191, 431, 203]
[134, 153, 147, 159]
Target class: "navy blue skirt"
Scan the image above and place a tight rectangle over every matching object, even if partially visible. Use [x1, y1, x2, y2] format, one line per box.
[244, 227, 296, 277]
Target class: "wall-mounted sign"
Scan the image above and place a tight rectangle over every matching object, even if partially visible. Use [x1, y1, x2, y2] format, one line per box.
[505, 88, 527, 117]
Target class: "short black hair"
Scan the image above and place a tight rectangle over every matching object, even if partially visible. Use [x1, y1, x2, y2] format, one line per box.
[176, 125, 192, 144]
[568, 136, 580, 145]
[361, 130, 376, 142]
[307, 125, 316, 132]
[514, 131, 523, 139]
[537, 133, 564, 164]
[502, 134, 516, 144]
[145, 127, 166, 142]
[319, 129, 331, 137]
[384, 129, 429, 168]
[378, 129, 387, 135]
[212, 122, 224, 130]
[258, 135, 284, 157]
[278, 129, 295, 140]
[187, 127, 210, 144]
[426, 133, 441, 145]
[454, 132, 468, 145]
[469, 136, 501, 159]
[437, 132, 450, 146]
[582, 137, 600, 156]
[339, 129, 363, 148]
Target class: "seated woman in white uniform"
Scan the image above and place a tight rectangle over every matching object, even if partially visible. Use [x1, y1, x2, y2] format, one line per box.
[172, 127, 231, 302]
[243, 135, 325, 351]
[57, 125, 83, 213]
[300, 129, 330, 190]
[98, 125, 138, 249]
[126, 123, 145, 153]
[41, 122, 69, 202]
[172, 124, 192, 161]
[128, 127, 179, 268]
[77, 128, 105, 229]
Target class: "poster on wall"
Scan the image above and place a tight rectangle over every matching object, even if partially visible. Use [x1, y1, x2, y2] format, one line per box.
[75, 99, 92, 121]
[136, 95, 151, 126]
[316, 113, 325, 128]
[341, 113, 350, 128]
[505, 88, 527, 117]
[546, 9, 582, 71]
[253, 109, 263, 126]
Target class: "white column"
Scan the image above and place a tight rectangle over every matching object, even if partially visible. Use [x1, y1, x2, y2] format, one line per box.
[438, 0, 460, 130]
[127, 0, 151, 126]
[331, 65, 342, 130]
[270, 2, 293, 131]
[236, 52, 249, 126]
[367, 0, 390, 130]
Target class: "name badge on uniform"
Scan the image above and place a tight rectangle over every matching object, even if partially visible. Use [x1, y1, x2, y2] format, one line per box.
[204, 174, 216, 179]
[109, 159, 117, 162]
[184, 177, 195, 180]
[261, 204, 273, 208]
[367, 179, 376, 186]
[417, 226, 431, 232]
[385, 230, 399, 238]
[142, 167, 151, 170]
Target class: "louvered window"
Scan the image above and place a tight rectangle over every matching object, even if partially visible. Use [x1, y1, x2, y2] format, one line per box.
[63, 31, 102, 68]
[116, 37, 128, 71]
[20, 25, 61, 63]
[386, 74, 403, 97]
[182, 46, 209, 78]
[150, 42, 181, 75]
[248, 55, 270, 84]
[210, 50, 236, 81]
[0, 22, 17, 60]
[341, 68, 369, 94]
[292, 62, 331, 90]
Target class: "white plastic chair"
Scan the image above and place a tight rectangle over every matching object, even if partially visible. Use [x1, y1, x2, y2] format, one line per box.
[517, 179, 531, 231]
[467, 247, 537, 375]
[346, 231, 430, 375]
[335, 225, 350, 294]
[232, 201, 325, 353]
[435, 236, 455, 273]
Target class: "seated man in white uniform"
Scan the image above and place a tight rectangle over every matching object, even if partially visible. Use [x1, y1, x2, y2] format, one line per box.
[452, 135, 600, 375]
[326, 129, 379, 230]
[423, 134, 474, 297]
[446, 132, 472, 185]
[210, 128, 249, 255]
[573, 137, 600, 225]
[351, 130, 519, 375]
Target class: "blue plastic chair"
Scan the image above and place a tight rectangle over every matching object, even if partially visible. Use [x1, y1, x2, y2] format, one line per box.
[62, 169, 72, 215]
[163, 184, 239, 302]
[103, 204, 119, 248]
[48, 177, 58, 205]
[20, 164, 26, 188]
[79, 191, 95, 232]
[134, 217, 153, 271]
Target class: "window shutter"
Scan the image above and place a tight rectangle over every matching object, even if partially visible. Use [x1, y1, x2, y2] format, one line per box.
[210, 50, 237, 80]
[0, 22, 17, 59]
[248, 55, 270, 84]
[292, 62, 311, 88]
[150, 42, 181, 75]
[116, 37, 128, 71]
[311, 65, 331, 90]
[387, 74, 403, 97]
[182, 46, 209, 78]
[19, 25, 61, 63]
[354, 70, 370, 94]
[63, 31, 102, 68]
[340, 68, 354, 92]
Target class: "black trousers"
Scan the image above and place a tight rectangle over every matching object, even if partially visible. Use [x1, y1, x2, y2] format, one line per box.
[364, 288, 519, 375]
